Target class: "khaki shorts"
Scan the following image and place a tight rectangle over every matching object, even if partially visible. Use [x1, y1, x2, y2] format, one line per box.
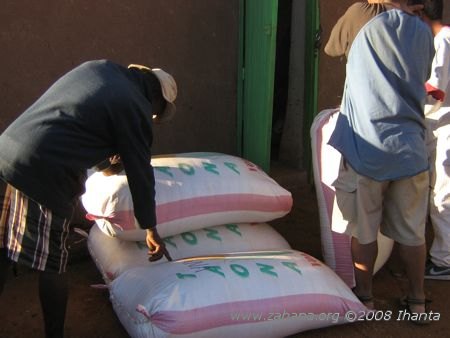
[331, 159, 429, 246]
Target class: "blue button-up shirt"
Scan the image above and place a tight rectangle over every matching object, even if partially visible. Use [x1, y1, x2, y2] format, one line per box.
[329, 9, 434, 181]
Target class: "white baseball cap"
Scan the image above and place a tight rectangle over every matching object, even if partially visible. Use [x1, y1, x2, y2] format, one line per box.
[128, 64, 177, 123]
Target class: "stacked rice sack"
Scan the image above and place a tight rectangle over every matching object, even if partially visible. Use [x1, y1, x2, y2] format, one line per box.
[87, 223, 290, 283]
[310, 109, 394, 287]
[110, 251, 367, 338]
[82, 152, 367, 337]
[82, 152, 292, 240]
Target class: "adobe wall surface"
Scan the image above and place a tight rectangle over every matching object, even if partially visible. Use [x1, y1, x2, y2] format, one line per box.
[0, 0, 239, 155]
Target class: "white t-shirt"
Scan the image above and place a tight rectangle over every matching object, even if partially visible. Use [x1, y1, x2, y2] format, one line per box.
[427, 26, 450, 110]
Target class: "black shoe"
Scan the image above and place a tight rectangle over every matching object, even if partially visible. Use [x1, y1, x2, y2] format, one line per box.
[425, 261, 450, 280]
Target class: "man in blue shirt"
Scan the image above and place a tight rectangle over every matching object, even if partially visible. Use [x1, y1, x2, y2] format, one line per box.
[329, 8, 434, 321]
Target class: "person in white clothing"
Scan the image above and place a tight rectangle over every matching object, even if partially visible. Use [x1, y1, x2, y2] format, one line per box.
[414, 0, 450, 280]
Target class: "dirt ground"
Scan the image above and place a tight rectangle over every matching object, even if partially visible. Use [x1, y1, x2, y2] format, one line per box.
[0, 164, 448, 338]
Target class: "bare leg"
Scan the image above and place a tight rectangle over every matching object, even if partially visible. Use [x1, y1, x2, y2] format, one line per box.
[0, 249, 11, 295]
[398, 243, 427, 313]
[351, 237, 378, 309]
[39, 271, 68, 338]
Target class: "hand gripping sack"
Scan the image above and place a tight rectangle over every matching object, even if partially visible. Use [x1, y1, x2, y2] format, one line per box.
[109, 250, 367, 338]
[88, 222, 291, 283]
[310, 109, 394, 287]
[82, 152, 293, 241]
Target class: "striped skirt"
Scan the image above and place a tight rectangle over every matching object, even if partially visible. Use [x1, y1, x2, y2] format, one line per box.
[0, 180, 71, 273]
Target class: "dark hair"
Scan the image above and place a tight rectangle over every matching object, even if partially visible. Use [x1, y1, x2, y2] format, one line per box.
[409, 0, 443, 20]
[145, 72, 167, 115]
[144, 72, 162, 100]
[130, 66, 167, 115]
[425, 0, 443, 20]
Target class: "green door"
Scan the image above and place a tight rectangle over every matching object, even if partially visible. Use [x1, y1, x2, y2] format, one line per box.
[303, 0, 320, 178]
[239, 0, 278, 173]
[239, 0, 319, 174]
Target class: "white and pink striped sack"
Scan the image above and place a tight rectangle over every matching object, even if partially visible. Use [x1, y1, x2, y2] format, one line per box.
[109, 250, 367, 338]
[310, 109, 394, 287]
[82, 152, 293, 241]
[88, 222, 291, 283]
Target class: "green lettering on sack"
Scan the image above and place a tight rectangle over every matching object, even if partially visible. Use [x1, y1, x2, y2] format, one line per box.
[225, 224, 242, 236]
[205, 266, 225, 277]
[204, 228, 222, 241]
[282, 262, 302, 275]
[202, 162, 220, 175]
[230, 264, 249, 278]
[257, 263, 278, 277]
[176, 273, 197, 280]
[224, 162, 240, 175]
[163, 236, 177, 248]
[181, 232, 197, 245]
[178, 163, 195, 175]
[155, 166, 173, 177]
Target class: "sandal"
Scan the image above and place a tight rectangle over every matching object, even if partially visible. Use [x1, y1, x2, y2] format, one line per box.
[400, 297, 432, 325]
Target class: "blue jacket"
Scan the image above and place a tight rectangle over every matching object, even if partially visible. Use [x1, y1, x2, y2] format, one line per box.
[0, 60, 157, 228]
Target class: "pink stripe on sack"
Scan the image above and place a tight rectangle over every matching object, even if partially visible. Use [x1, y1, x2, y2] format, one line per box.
[86, 194, 293, 230]
[321, 177, 353, 286]
[86, 211, 136, 231]
[315, 114, 334, 220]
[315, 112, 354, 287]
[331, 232, 353, 286]
[147, 293, 365, 334]
[157, 194, 292, 223]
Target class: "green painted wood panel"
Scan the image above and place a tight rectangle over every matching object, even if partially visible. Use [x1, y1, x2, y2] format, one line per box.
[241, 0, 278, 172]
[304, 0, 320, 180]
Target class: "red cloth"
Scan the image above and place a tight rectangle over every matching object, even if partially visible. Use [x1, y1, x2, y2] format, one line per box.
[426, 82, 445, 101]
